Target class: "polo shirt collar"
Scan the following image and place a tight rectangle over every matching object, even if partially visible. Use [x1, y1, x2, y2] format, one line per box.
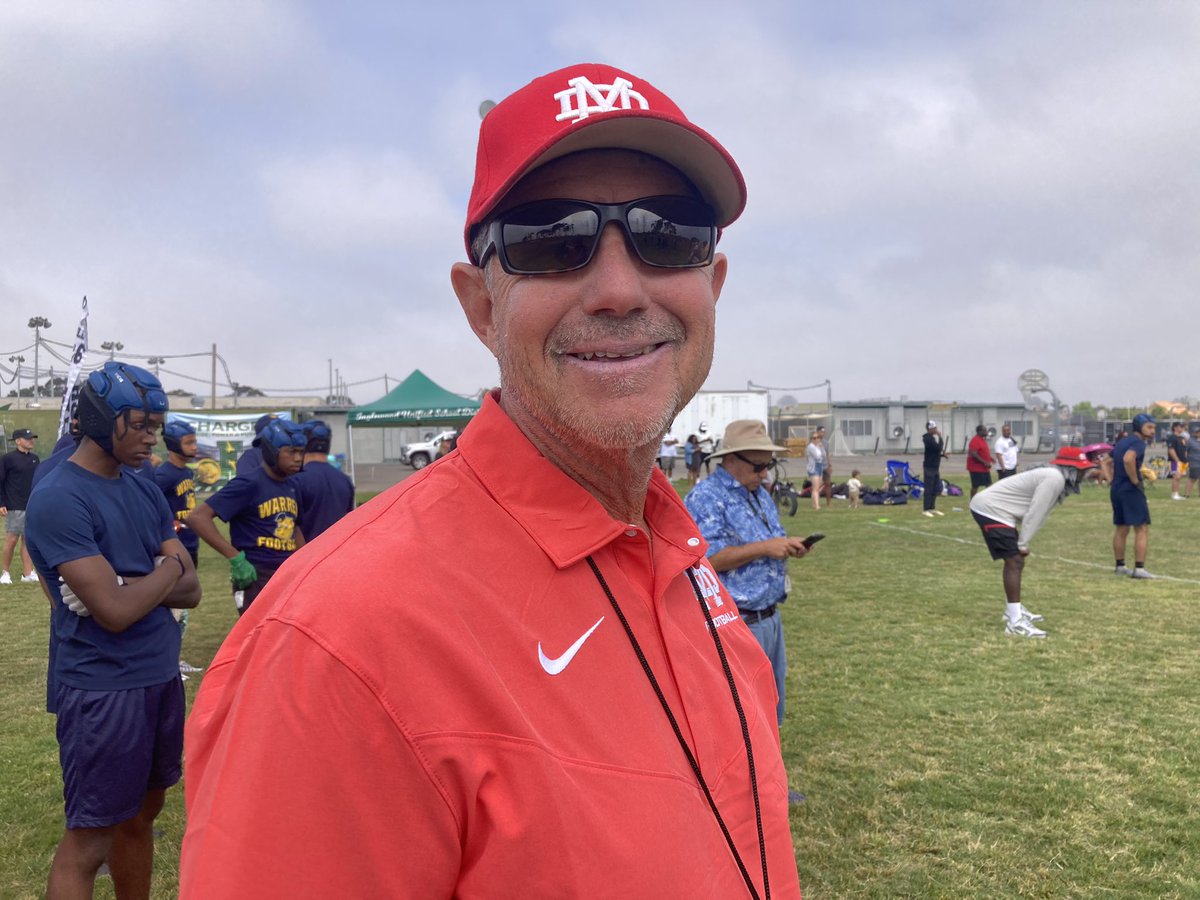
[457, 392, 706, 570]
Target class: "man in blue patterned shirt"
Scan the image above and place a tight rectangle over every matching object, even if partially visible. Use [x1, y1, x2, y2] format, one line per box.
[685, 420, 812, 803]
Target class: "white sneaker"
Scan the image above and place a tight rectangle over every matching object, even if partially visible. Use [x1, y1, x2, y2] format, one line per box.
[1001, 605, 1044, 624]
[1130, 568, 1155, 580]
[1005, 617, 1047, 638]
[933, 510, 945, 517]
[0, 571, 10, 585]
[1173, 493, 1183, 500]
[922, 510, 936, 518]
[20, 573, 38, 583]
[1115, 565, 1133, 576]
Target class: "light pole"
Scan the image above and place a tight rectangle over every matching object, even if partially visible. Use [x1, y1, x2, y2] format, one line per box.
[101, 340, 124, 360]
[147, 356, 165, 378]
[8, 355, 25, 407]
[28, 316, 51, 404]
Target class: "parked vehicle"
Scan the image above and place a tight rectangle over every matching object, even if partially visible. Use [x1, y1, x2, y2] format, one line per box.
[401, 430, 457, 469]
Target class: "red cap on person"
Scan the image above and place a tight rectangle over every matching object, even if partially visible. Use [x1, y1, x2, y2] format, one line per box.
[464, 63, 746, 259]
[1052, 446, 1094, 469]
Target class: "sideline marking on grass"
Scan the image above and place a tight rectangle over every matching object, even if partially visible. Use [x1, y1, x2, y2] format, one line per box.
[868, 520, 1200, 585]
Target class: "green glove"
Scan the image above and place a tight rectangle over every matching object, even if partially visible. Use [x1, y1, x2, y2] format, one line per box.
[229, 551, 258, 590]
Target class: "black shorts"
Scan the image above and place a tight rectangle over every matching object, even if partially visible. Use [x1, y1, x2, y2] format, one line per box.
[56, 678, 185, 829]
[972, 511, 1020, 560]
[1111, 488, 1151, 527]
[970, 471, 992, 489]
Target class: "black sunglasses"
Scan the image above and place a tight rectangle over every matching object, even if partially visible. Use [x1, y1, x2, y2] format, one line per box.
[475, 195, 717, 275]
[733, 452, 777, 474]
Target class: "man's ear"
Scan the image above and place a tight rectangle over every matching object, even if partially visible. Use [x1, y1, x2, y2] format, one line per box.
[710, 253, 729, 306]
[451, 262, 498, 354]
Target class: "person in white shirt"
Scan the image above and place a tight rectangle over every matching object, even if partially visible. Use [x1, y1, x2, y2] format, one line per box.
[968, 447, 1095, 638]
[658, 431, 679, 479]
[994, 424, 1020, 478]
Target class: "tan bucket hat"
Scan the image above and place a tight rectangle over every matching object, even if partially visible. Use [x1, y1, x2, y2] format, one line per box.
[707, 420, 787, 459]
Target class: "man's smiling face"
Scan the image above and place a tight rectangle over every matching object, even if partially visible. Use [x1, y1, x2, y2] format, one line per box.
[465, 149, 727, 453]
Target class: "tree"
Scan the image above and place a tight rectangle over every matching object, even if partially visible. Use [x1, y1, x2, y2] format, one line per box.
[1072, 400, 1096, 418]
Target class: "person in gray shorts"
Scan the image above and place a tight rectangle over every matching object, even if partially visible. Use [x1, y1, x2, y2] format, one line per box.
[1, 427, 41, 584]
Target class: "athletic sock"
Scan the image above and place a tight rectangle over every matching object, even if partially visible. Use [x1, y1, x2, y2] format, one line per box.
[1006, 602, 1023, 623]
[1135, 562, 1145, 569]
[1115, 559, 1125, 568]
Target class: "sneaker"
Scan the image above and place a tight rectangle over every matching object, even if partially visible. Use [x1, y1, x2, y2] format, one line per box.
[1002, 606, 1043, 624]
[20, 573, 38, 583]
[1173, 493, 1184, 500]
[0, 571, 10, 585]
[179, 661, 203, 674]
[1115, 565, 1133, 576]
[1005, 617, 1047, 638]
[922, 510, 936, 518]
[933, 510, 945, 517]
[1130, 568, 1155, 580]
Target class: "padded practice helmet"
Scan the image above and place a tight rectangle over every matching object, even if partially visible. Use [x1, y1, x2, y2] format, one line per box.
[302, 419, 331, 455]
[1132, 412, 1157, 434]
[163, 419, 197, 455]
[258, 418, 307, 470]
[76, 362, 169, 453]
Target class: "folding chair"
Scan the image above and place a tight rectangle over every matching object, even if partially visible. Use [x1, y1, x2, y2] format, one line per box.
[884, 459, 924, 497]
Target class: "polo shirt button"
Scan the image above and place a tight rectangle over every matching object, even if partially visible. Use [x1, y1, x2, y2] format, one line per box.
[687, 537, 700, 547]
[625, 529, 638, 537]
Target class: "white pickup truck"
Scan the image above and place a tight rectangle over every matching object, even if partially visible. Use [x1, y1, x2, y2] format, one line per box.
[400, 430, 457, 470]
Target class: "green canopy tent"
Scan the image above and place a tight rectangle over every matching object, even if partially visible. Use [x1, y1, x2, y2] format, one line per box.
[346, 369, 481, 475]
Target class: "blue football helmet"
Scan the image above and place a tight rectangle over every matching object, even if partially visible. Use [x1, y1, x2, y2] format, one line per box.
[77, 362, 169, 452]
[258, 419, 307, 471]
[163, 419, 197, 455]
[302, 419, 331, 454]
[1131, 412, 1157, 434]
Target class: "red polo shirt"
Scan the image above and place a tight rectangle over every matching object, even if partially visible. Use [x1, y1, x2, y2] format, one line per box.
[181, 393, 801, 899]
[967, 435, 993, 473]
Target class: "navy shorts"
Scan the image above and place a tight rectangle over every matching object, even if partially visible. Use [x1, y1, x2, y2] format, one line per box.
[970, 471, 992, 490]
[1111, 488, 1151, 527]
[55, 677, 185, 829]
[972, 511, 1020, 559]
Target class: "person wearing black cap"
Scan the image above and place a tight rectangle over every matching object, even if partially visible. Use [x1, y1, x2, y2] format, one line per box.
[1, 428, 41, 584]
[922, 419, 949, 517]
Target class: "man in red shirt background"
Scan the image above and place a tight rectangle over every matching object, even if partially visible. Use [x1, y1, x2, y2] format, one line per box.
[968, 424, 995, 497]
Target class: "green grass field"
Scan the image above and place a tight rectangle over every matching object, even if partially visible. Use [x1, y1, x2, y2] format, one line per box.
[2, 478, 1198, 897]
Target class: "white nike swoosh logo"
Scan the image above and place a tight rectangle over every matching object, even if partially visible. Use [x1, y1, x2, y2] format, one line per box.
[538, 616, 605, 676]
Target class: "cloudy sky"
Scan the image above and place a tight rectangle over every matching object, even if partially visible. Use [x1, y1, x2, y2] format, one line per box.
[1, 1, 1197, 411]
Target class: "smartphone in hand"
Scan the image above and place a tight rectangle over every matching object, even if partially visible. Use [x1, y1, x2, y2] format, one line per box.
[802, 533, 825, 548]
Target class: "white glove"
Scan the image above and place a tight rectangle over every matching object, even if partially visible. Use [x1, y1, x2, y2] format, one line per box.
[58, 577, 91, 617]
[58, 574, 125, 618]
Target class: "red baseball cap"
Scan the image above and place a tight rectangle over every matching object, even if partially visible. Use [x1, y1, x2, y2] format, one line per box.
[1052, 446, 1094, 469]
[464, 63, 746, 258]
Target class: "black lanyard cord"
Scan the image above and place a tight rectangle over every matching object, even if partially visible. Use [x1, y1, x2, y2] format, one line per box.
[686, 565, 770, 900]
[584, 556, 767, 900]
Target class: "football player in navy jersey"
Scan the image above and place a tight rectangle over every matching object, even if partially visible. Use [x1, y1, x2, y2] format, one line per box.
[154, 421, 201, 566]
[189, 418, 306, 615]
[234, 413, 276, 475]
[25, 361, 201, 898]
[290, 420, 355, 541]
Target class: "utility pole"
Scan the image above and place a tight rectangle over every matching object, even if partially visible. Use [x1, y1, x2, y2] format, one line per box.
[210, 344, 217, 410]
[8, 355, 24, 407]
[28, 316, 51, 405]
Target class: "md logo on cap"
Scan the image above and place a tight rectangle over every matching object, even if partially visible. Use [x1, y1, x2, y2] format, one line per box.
[555, 76, 649, 125]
